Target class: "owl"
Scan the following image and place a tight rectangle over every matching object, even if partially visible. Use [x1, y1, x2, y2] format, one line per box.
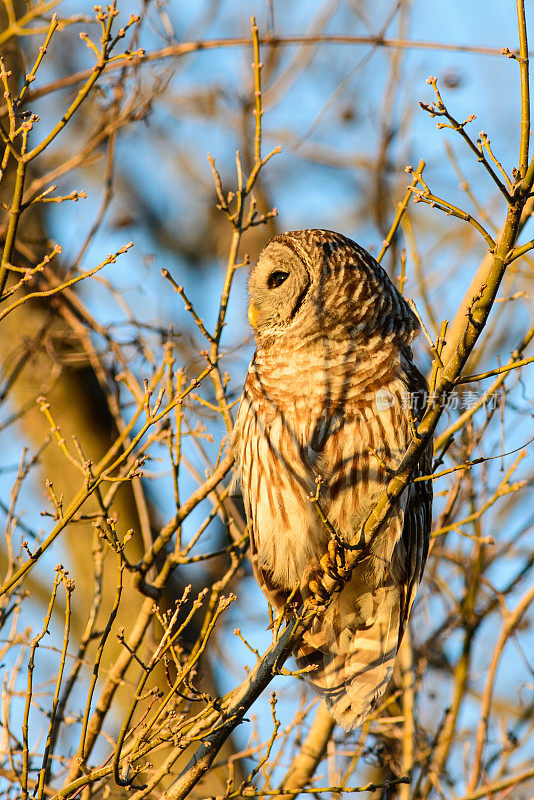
[233, 229, 432, 730]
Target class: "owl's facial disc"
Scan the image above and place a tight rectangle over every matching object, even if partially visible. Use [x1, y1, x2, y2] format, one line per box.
[248, 242, 311, 332]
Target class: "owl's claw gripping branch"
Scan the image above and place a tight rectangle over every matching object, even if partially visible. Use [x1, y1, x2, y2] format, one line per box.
[306, 577, 331, 604]
[306, 478, 354, 600]
[320, 536, 350, 583]
[302, 538, 354, 604]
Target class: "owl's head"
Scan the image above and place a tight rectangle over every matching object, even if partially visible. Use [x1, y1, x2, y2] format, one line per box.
[248, 229, 419, 345]
[247, 236, 311, 332]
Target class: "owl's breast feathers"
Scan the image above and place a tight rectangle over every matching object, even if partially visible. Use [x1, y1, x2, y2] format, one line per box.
[234, 336, 426, 590]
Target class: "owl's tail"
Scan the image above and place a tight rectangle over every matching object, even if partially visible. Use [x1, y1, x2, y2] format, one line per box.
[295, 578, 400, 731]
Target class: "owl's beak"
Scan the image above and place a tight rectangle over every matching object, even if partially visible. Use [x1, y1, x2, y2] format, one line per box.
[248, 301, 259, 329]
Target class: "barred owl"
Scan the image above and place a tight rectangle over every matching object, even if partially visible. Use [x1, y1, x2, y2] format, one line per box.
[233, 229, 432, 730]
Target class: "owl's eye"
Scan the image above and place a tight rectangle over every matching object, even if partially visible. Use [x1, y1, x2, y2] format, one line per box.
[267, 270, 289, 289]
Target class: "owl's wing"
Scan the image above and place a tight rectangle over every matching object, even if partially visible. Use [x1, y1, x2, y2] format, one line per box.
[389, 349, 433, 637]
[391, 349, 433, 636]
[393, 444, 433, 640]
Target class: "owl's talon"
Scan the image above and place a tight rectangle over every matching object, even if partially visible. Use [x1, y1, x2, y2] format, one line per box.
[307, 578, 329, 603]
[319, 552, 334, 575]
[320, 537, 350, 586]
[328, 537, 341, 564]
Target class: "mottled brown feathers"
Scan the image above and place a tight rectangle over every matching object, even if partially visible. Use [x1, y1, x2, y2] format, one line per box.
[233, 229, 432, 730]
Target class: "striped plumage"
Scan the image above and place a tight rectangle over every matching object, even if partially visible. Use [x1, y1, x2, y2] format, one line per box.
[233, 229, 432, 730]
